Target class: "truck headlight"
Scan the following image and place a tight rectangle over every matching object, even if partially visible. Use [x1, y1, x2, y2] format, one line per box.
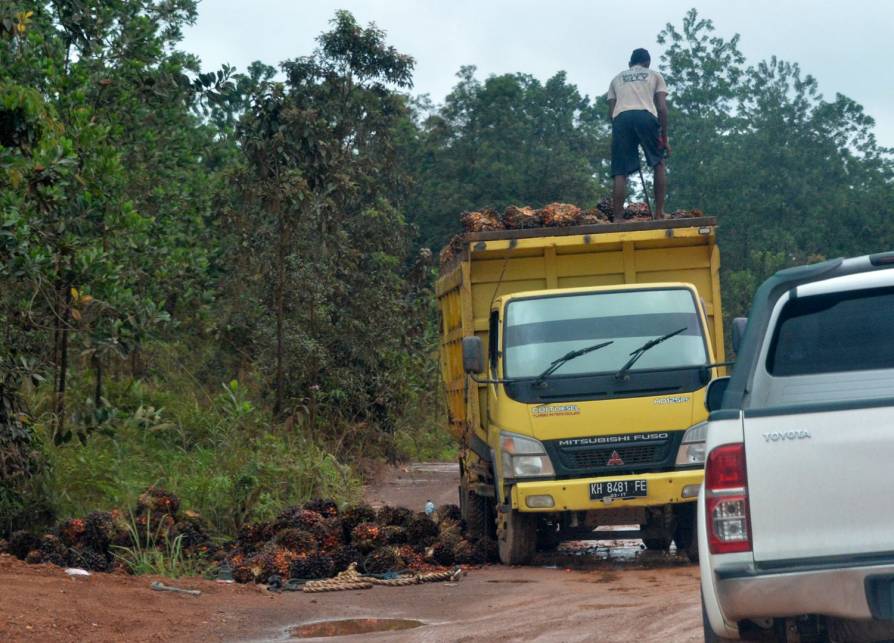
[675, 422, 708, 466]
[500, 431, 555, 478]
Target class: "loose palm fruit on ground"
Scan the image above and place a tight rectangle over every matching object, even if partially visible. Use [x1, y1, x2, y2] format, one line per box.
[8, 530, 40, 560]
[272, 528, 317, 554]
[289, 553, 334, 580]
[58, 518, 87, 547]
[39, 534, 68, 567]
[363, 546, 403, 574]
[350, 522, 383, 554]
[330, 545, 362, 573]
[406, 513, 439, 549]
[303, 499, 339, 518]
[340, 504, 376, 540]
[135, 487, 180, 518]
[380, 525, 408, 545]
[376, 505, 414, 528]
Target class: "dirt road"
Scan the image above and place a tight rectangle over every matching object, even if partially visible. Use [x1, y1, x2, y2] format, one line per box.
[0, 464, 703, 642]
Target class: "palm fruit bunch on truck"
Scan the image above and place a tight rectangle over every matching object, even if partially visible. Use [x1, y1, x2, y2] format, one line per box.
[441, 201, 704, 267]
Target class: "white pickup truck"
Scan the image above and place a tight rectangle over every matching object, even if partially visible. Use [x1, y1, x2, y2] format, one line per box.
[700, 253, 894, 642]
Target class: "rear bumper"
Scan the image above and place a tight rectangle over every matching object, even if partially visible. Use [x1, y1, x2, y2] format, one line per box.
[715, 562, 894, 621]
[511, 469, 703, 512]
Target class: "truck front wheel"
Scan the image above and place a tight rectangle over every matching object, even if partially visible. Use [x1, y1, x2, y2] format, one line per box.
[460, 483, 495, 541]
[498, 509, 537, 565]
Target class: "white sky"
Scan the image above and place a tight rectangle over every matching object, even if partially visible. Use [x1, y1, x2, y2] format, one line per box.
[183, 0, 894, 148]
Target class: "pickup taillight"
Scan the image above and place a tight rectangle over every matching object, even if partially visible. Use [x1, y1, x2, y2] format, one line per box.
[705, 443, 752, 554]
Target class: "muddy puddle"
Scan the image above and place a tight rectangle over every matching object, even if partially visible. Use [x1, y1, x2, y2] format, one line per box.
[290, 618, 424, 638]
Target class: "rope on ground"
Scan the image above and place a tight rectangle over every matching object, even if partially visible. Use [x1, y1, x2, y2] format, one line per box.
[300, 563, 462, 593]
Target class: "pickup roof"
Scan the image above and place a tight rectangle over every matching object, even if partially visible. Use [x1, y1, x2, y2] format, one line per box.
[699, 252, 894, 642]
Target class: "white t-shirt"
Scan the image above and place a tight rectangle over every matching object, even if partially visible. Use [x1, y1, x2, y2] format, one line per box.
[607, 66, 668, 119]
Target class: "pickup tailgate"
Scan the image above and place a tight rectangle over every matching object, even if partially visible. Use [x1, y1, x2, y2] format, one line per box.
[745, 403, 894, 563]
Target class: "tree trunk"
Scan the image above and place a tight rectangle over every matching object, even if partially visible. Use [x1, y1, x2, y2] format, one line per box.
[93, 353, 103, 407]
[273, 207, 286, 419]
[54, 283, 72, 442]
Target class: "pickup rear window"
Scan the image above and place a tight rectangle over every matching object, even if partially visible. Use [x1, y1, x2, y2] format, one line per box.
[767, 286, 894, 376]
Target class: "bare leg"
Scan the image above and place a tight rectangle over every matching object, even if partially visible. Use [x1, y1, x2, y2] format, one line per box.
[612, 175, 627, 221]
[653, 161, 667, 219]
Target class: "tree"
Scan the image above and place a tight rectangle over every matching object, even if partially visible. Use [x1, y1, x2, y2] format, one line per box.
[406, 67, 610, 249]
[0, 0, 230, 445]
[656, 9, 894, 322]
[222, 11, 428, 458]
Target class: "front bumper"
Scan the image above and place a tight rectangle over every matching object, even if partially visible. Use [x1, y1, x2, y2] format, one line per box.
[715, 562, 894, 621]
[511, 469, 703, 512]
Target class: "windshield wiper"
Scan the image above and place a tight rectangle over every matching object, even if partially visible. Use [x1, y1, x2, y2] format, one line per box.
[614, 327, 688, 381]
[533, 340, 614, 388]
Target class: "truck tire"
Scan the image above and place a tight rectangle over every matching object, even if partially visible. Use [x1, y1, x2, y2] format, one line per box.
[498, 509, 537, 565]
[461, 483, 495, 541]
[642, 536, 672, 551]
[702, 593, 736, 642]
[673, 503, 699, 563]
[641, 507, 673, 551]
[537, 518, 561, 552]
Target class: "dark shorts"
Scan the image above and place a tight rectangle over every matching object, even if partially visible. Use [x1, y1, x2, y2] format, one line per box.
[611, 109, 663, 176]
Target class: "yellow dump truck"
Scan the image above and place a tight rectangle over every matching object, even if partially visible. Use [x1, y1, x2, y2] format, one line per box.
[437, 217, 725, 564]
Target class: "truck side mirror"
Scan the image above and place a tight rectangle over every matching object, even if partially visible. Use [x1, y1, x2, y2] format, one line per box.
[462, 336, 484, 374]
[731, 317, 748, 354]
[705, 376, 731, 413]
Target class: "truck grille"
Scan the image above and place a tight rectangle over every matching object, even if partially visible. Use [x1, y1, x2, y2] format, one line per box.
[565, 445, 662, 469]
[544, 432, 682, 476]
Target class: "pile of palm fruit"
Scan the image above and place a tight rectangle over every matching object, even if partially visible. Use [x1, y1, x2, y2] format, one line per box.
[227, 500, 491, 584]
[0, 488, 491, 582]
[440, 200, 704, 266]
[0, 487, 214, 572]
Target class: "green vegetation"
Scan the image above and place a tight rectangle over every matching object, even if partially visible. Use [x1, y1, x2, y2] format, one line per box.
[111, 513, 210, 578]
[1, 4, 892, 540]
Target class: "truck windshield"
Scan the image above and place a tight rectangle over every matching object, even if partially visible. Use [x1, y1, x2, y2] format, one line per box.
[504, 289, 707, 380]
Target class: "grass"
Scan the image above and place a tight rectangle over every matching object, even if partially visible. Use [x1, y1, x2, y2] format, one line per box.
[22, 341, 363, 536]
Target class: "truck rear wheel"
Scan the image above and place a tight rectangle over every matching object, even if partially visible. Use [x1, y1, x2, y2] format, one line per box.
[498, 509, 537, 565]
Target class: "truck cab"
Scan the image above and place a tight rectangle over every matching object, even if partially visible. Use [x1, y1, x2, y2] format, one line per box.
[437, 217, 726, 564]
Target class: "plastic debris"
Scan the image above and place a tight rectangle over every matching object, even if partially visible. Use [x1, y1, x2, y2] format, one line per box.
[64, 568, 91, 577]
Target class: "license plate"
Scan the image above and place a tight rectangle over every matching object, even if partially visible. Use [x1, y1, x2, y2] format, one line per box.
[589, 479, 648, 500]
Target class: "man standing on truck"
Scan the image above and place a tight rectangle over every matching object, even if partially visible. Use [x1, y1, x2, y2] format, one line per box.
[607, 48, 670, 220]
